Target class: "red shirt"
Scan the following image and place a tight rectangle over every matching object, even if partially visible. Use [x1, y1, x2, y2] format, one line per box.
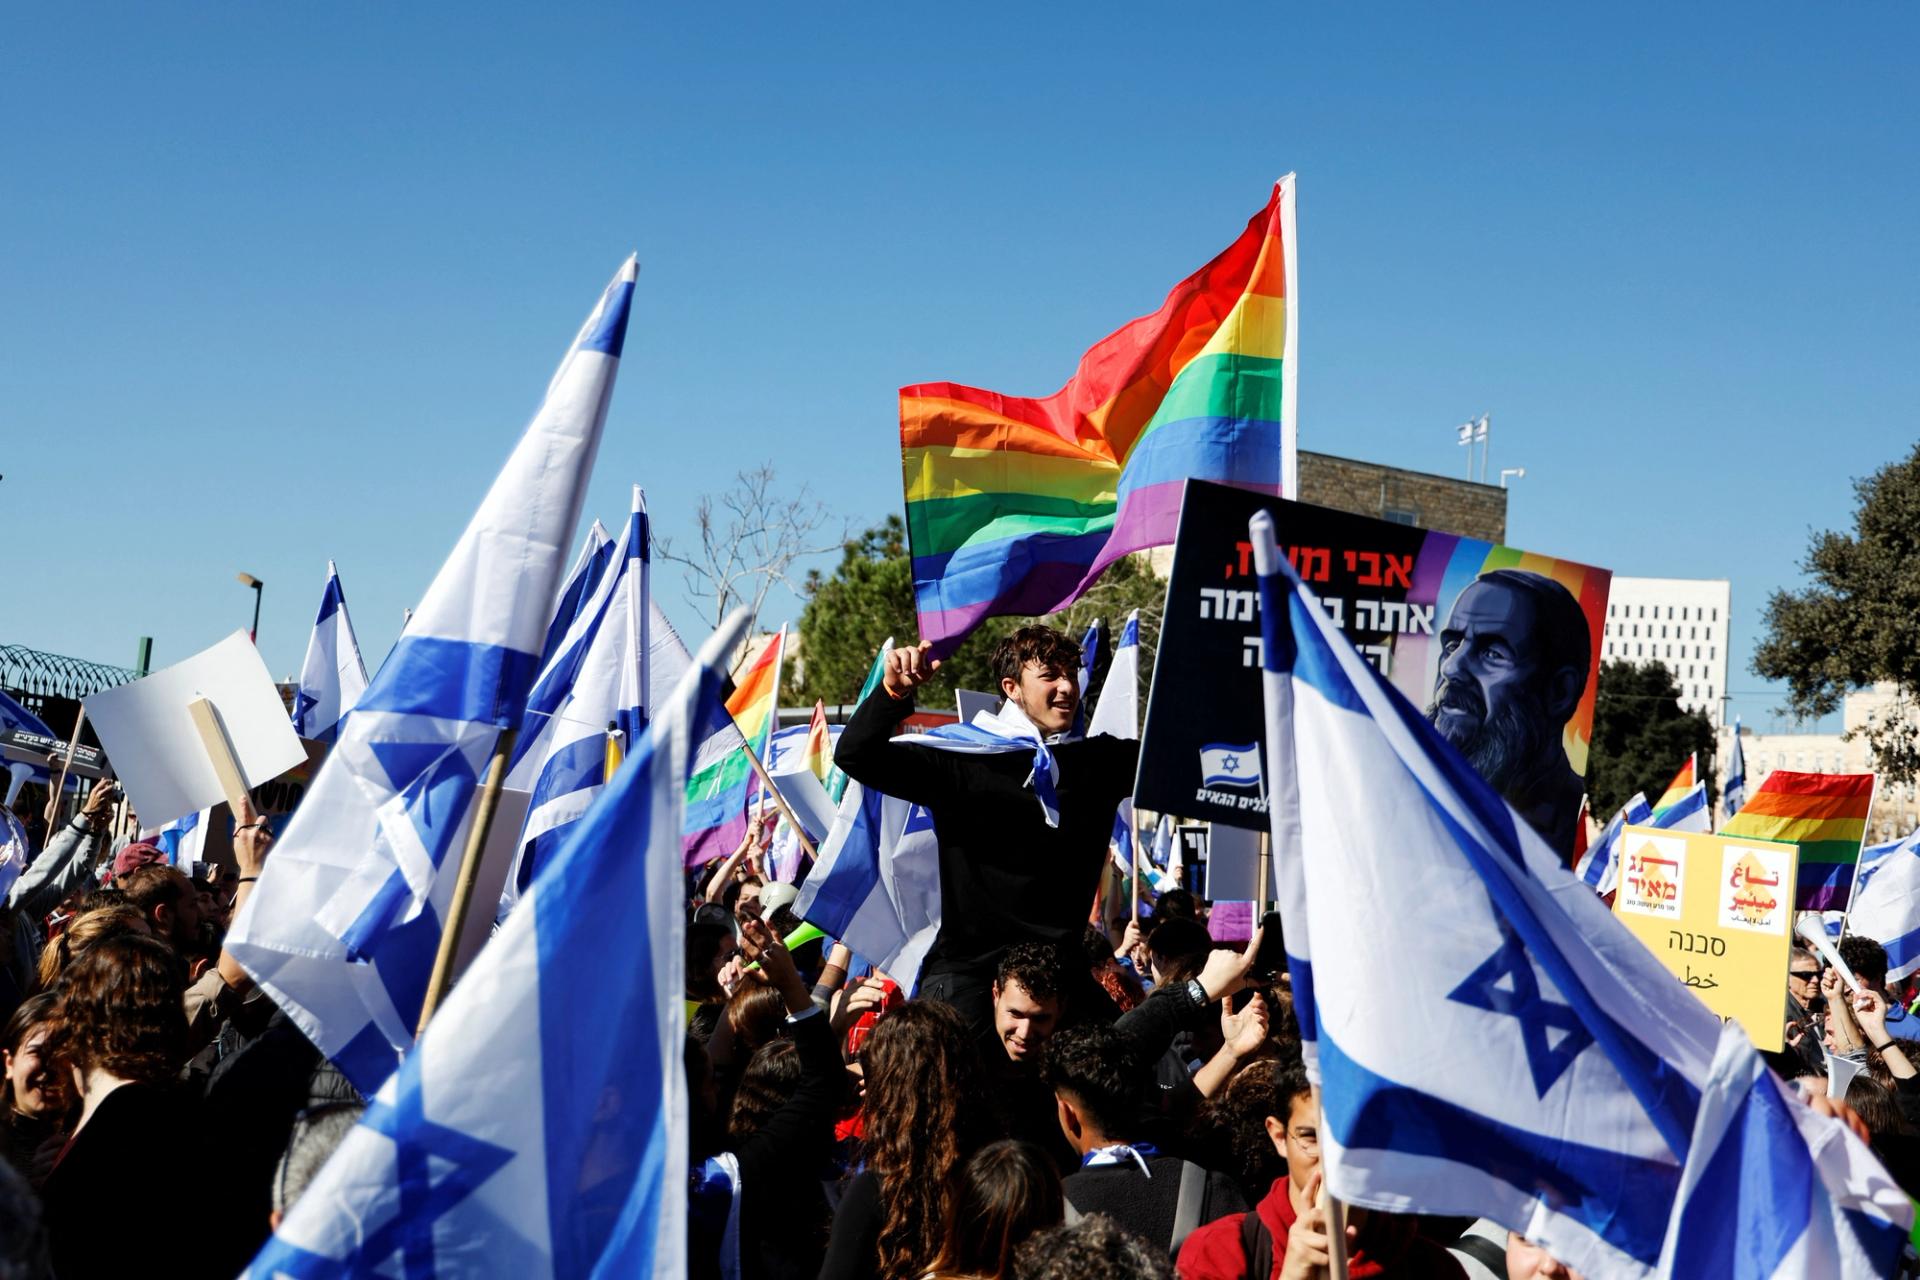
[1176, 1176, 1467, 1280]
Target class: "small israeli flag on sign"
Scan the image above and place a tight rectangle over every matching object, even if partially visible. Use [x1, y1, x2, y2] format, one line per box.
[1199, 742, 1262, 789]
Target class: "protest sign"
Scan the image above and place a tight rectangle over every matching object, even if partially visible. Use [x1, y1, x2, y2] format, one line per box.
[0, 730, 110, 780]
[83, 630, 308, 829]
[955, 689, 1002, 725]
[1137, 480, 1610, 855]
[1612, 825, 1799, 1051]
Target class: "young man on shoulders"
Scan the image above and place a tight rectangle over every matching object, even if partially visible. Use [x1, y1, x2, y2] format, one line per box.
[833, 624, 1137, 1030]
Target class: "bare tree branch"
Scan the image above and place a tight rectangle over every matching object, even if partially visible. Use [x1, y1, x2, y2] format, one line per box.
[656, 463, 849, 660]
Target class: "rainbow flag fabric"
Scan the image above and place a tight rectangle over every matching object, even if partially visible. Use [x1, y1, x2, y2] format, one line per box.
[802, 699, 831, 781]
[1720, 770, 1876, 910]
[682, 626, 785, 866]
[900, 177, 1298, 656]
[1650, 755, 1696, 818]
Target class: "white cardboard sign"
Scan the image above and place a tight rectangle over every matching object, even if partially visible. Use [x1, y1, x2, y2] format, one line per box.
[84, 630, 308, 829]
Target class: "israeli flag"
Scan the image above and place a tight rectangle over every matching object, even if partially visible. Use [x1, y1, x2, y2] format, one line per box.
[1090, 611, 1140, 874]
[151, 808, 209, 874]
[246, 610, 747, 1280]
[0, 808, 27, 902]
[1650, 781, 1711, 835]
[291, 561, 369, 744]
[1073, 618, 1104, 737]
[1845, 827, 1920, 982]
[1249, 510, 1910, 1278]
[1574, 791, 1652, 893]
[796, 784, 942, 990]
[1150, 813, 1180, 894]
[542, 520, 615, 669]
[1199, 742, 1262, 790]
[504, 487, 690, 904]
[228, 257, 637, 1094]
[1724, 718, 1747, 819]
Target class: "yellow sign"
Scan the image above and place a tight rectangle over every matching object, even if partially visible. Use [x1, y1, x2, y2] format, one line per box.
[1612, 826, 1798, 1051]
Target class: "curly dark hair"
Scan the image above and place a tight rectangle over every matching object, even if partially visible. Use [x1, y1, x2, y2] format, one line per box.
[991, 626, 1081, 690]
[926, 1140, 1064, 1279]
[865, 1000, 998, 1280]
[727, 1038, 802, 1147]
[1012, 1212, 1173, 1280]
[1838, 936, 1889, 988]
[1041, 1024, 1146, 1141]
[76, 887, 128, 914]
[996, 942, 1062, 1005]
[41, 934, 188, 1083]
[1211, 1054, 1311, 1190]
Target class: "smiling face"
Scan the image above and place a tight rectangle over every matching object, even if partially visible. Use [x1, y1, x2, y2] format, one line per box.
[992, 978, 1060, 1063]
[1001, 660, 1079, 737]
[5, 1028, 65, 1118]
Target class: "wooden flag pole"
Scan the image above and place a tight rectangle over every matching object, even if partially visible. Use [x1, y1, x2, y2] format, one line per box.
[417, 727, 517, 1036]
[1314, 1088, 1352, 1280]
[50, 706, 87, 819]
[740, 738, 818, 862]
[187, 697, 256, 813]
[1256, 831, 1273, 917]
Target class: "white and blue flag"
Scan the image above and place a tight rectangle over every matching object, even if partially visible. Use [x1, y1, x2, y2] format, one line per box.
[503, 487, 690, 906]
[1575, 791, 1652, 893]
[1150, 813, 1180, 894]
[1724, 719, 1747, 819]
[542, 520, 615, 668]
[150, 808, 209, 873]
[245, 609, 747, 1280]
[1249, 509, 1909, 1279]
[1199, 742, 1262, 791]
[291, 561, 369, 744]
[1073, 618, 1105, 737]
[1089, 611, 1141, 877]
[0, 688, 56, 805]
[1844, 827, 1920, 982]
[1650, 781, 1711, 836]
[229, 257, 637, 1094]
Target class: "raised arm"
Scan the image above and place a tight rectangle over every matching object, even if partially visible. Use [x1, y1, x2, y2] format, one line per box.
[833, 644, 966, 810]
[8, 778, 115, 917]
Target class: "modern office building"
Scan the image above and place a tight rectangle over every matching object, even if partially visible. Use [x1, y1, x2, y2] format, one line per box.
[1599, 577, 1732, 727]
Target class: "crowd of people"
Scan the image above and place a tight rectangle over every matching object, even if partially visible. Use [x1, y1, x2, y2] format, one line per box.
[2, 621, 1919, 1278]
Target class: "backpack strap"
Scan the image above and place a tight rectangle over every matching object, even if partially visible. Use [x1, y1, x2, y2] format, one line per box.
[1169, 1160, 1207, 1255]
[1238, 1207, 1274, 1280]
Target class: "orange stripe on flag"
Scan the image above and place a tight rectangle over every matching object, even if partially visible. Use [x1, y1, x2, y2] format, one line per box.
[1736, 790, 1874, 822]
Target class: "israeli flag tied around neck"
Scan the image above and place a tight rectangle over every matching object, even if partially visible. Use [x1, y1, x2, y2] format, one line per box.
[503, 487, 690, 908]
[1575, 791, 1652, 891]
[229, 257, 637, 1095]
[1845, 827, 1920, 982]
[291, 560, 369, 744]
[245, 610, 747, 1280]
[894, 700, 1066, 827]
[1250, 510, 1910, 1278]
[1089, 611, 1141, 874]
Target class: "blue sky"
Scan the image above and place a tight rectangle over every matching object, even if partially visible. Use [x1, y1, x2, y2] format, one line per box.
[4, 4, 1915, 734]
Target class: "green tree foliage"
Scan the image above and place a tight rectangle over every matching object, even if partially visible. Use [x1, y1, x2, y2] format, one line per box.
[795, 516, 1167, 718]
[1754, 444, 1920, 784]
[1586, 659, 1716, 819]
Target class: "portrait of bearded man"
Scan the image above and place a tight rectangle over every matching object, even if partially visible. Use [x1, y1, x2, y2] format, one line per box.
[1425, 568, 1592, 856]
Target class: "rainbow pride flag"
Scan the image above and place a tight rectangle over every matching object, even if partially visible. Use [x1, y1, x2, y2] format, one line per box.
[682, 626, 786, 866]
[901, 177, 1298, 656]
[801, 699, 831, 781]
[1650, 755, 1696, 818]
[1720, 770, 1877, 910]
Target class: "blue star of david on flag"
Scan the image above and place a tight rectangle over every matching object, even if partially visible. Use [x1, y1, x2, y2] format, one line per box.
[1447, 928, 1594, 1096]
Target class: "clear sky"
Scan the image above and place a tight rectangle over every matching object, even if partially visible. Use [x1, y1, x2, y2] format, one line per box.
[4, 4, 1915, 734]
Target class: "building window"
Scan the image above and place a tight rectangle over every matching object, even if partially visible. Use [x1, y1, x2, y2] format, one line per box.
[1638, 643, 1644, 656]
[1712, 608, 1718, 621]
[1383, 507, 1418, 526]
[1710, 647, 1716, 660]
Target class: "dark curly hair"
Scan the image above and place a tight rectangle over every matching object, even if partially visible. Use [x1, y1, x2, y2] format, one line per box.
[728, 1038, 803, 1147]
[1211, 1054, 1311, 1190]
[42, 934, 188, 1083]
[865, 1000, 998, 1279]
[991, 626, 1081, 690]
[1041, 1024, 1146, 1140]
[1012, 1212, 1172, 1280]
[1838, 936, 1889, 988]
[926, 1140, 1064, 1279]
[996, 942, 1062, 1005]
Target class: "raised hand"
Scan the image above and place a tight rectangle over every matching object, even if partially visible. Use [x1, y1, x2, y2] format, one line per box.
[881, 640, 941, 699]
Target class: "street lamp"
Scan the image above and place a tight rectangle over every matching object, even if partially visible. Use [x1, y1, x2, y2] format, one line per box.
[237, 573, 264, 643]
[1499, 467, 1526, 489]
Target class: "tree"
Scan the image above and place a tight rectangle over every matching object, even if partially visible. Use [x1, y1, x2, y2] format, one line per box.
[795, 517, 1167, 717]
[656, 463, 846, 646]
[1586, 659, 1716, 819]
[1754, 443, 1920, 784]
